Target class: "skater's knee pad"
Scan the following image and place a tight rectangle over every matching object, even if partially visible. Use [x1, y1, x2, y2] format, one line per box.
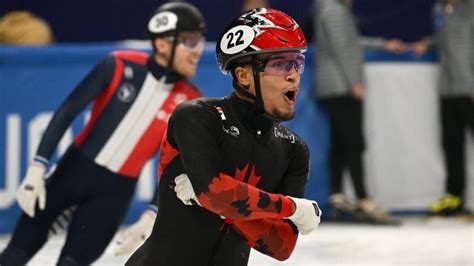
[0, 246, 30, 265]
[56, 255, 83, 266]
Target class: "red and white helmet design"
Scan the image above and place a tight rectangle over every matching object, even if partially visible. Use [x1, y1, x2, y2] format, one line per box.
[216, 8, 307, 74]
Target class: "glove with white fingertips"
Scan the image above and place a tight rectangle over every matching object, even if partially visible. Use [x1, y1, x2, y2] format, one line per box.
[16, 163, 47, 218]
[114, 208, 157, 256]
[286, 197, 321, 235]
[174, 173, 201, 206]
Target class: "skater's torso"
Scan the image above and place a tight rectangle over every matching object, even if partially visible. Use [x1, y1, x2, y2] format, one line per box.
[133, 95, 309, 265]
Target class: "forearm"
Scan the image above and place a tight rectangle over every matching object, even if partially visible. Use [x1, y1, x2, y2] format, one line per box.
[196, 173, 294, 221]
[36, 56, 114, 162]
[35, 103, 83, 161]
[231, 218, 298, 261]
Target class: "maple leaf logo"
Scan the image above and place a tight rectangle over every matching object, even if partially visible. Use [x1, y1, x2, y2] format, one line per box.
[234, 164, 261, 186]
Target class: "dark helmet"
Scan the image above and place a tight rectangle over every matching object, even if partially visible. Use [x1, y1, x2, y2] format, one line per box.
[147, 2, 206, 39]
[216, 7, 307, 74]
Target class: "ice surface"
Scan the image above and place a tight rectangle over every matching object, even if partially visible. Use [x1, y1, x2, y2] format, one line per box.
[0, 217, 472, 266]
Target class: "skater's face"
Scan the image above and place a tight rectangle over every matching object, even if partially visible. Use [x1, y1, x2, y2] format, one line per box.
[153, 31, 205, 78]
[234, 52, 304, 120]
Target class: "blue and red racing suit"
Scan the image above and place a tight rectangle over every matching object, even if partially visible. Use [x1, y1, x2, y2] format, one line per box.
[35, 50, 201, 177]
[1, 50, 201, 265]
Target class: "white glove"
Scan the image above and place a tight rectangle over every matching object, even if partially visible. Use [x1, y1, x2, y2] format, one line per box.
[174, 173, 201, 206]
[286, 197, 322, 235]
[114, 210, 156, 256]
[16, 164, 47, 218]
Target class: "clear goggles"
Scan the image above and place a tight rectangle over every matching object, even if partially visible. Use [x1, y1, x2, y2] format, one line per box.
[165, 35, 205, 51]
[260, 52, 305, 75]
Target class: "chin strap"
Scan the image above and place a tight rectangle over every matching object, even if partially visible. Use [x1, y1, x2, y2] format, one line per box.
[251, 56, 265, 114]
[166, 31, 180, 76]
[233, 56, 282, 118]
[232, 79, 256, 100]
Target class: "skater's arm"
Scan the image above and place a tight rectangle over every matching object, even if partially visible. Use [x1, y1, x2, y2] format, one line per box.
[231, 218, 298, 261]
[35, 56, 116, 165]
[229, 143, 309, 260]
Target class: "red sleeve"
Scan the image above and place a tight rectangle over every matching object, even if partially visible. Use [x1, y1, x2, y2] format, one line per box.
[197, 173, 294, 220]
[231, 218, 298, 261]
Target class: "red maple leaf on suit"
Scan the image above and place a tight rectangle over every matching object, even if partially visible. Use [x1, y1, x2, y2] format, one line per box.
[234, 163, 261, 186]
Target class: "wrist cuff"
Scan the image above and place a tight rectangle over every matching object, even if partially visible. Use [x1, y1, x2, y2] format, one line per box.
[146, 205, 158, 215]
[32, 155, 49, 168]
[279, 196, 294, 218]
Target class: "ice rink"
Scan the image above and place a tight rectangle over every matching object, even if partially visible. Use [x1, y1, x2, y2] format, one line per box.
[0, 216, 472, 266]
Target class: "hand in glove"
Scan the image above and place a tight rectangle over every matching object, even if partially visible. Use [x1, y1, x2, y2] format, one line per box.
[174, 173, 201, 206]
[114, 209, 156, 256]
[286, 197, 321, 235]
[16, 163, 47, 218]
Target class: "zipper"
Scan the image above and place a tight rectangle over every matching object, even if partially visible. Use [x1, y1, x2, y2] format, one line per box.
[207, 129, 262, 265]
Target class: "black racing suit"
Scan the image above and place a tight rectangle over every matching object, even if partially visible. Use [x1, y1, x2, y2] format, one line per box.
[126, 93, 310, 266]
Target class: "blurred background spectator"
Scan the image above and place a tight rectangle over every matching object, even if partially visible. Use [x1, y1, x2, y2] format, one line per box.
[312, 0, 403, 224]
[0, 0, 435, 43]
[0, 10, 54, 45]
[410, 0, 474, 216]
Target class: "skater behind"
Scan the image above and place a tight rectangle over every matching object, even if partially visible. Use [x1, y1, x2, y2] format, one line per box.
[0, 2, 205, 265]
[126, 7, 321, 266]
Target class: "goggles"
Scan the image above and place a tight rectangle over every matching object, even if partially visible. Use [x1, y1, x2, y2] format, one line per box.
[260, 52, 305, 75]
[165, 35, 205, 51]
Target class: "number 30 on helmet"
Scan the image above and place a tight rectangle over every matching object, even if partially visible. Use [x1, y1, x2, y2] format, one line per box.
[147, 2, 206, 39]
[216, 8, 307, 74]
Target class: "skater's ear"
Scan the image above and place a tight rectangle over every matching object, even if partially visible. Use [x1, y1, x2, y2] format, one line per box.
[234, 65, 253, 89]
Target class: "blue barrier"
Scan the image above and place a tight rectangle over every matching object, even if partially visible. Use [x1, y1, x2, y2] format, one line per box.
[0, 43, 436, 233]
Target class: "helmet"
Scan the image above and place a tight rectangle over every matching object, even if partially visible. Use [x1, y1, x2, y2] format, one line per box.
[147, 2, 206, 39]
[216, 8, 307, 74]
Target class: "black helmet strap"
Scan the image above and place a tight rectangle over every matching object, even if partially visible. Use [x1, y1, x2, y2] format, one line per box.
[251, 56, 265, 114]
[166, 30, 180, 75]
[232, 56, 265, 114]
[233, 79, 256, 100]
[231, 56, 266, 114]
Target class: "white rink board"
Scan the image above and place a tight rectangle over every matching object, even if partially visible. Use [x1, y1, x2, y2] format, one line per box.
[363, 63, 474, 210]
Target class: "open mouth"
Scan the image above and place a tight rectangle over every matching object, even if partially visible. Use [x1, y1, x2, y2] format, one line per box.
[285, 91, 296, 102]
